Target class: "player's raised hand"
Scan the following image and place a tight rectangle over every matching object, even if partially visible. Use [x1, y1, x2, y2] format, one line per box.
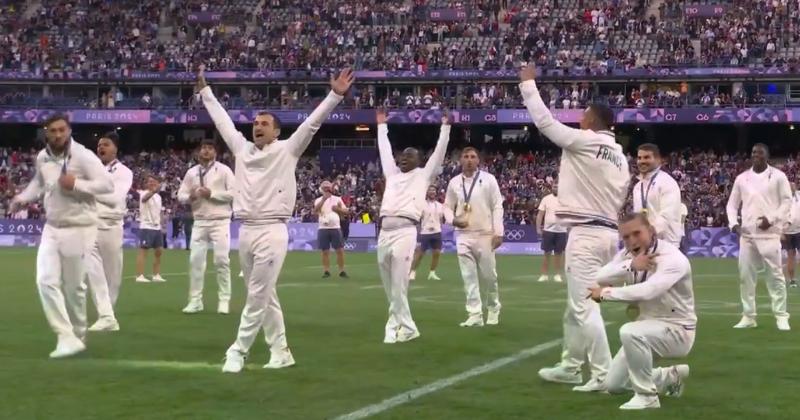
[376, 107, 387, 125]
[195, 65, 208, 92]
[519, 64, 536, 82]
[441, 109, 451, 125]
[331, 68, 355, 96]
[491, 235, 503, 250]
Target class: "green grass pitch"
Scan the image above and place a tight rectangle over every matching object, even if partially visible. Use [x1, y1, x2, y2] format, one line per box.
[0, 249, 797, 419]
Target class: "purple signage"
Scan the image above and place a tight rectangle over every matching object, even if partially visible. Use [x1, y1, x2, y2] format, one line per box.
[0, 220, 747, 258]
[2, 107, 800, 125]
[187, 12, 223, 24]
[684, 5, 727, 18]
[429, 9, 468, 22]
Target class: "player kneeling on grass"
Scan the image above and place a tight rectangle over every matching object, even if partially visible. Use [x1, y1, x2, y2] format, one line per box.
[587, 213, 695, 410]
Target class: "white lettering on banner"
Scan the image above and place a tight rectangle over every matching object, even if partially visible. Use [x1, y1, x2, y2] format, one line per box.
[665, 113, 677, 121]
[484, 113, 497, 122]
[696, 113, 710, 121]
[461, 114, 470, 122]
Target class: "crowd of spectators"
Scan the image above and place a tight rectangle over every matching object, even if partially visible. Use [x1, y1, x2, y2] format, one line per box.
[3, 0, 800, 76]
[4, 143, 799, 232]
[2, 81, 788, 111]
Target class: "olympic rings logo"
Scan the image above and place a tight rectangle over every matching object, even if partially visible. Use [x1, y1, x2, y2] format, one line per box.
[344, 242, 357, 251]
[505, 230, 525, 241]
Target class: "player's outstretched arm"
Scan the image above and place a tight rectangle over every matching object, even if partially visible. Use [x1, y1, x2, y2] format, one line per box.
[594, 250, 633, 286]
[12, 156, 45, 208]
[602, 258, 686, 302]
[286, 69, 353, 157]
[519, 65, 592, 151]
[422, 113, 452, 178]
[376, 109, 399, 177]
[197, 70, 248, 156]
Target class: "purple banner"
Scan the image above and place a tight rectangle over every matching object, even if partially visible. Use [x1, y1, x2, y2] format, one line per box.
[3, 107, 800, 125]
[187, 12, 223, 24]
[684, 5, 727, 18]
[429, 8, 468, 22]
[616, 108, 793, 124]
[0, 220, 744, 257]
[497, 108, 584, 124]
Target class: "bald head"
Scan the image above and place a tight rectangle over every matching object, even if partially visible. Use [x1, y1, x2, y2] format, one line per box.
[399, 147, 420, 172]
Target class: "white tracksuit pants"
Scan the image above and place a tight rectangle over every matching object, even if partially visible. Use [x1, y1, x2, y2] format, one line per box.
[188, 221, 231, 305]
[86, 223, 123, 320]
[377, 226, 419, 337]
[456, 232, 500, 316]
[559, 226, 616, 381]
[228, 223, 289, 356]
[37, 224, 98, 341]
[606, 320, 695, 395]
[738, 236, 789, 320]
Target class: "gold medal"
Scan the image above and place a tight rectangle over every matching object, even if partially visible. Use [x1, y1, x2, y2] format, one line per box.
[464, 203, 471, 213]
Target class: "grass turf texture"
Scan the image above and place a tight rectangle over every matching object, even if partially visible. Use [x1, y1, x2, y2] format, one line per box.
[0, 249, 797, 420]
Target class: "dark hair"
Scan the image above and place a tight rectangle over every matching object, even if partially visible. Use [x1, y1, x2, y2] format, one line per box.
[101, 131, 120, 149]
[620, 212, 651, 226]
[256, 111, 281, 131]
[637, 143, 660, 157]
[588, 104, 614, 129]
[199, 138, 217, 149]
[753, 142, 770, 157]
[43, 114, 70, 129]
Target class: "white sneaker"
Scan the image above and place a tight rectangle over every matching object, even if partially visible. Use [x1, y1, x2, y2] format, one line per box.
[428, 271, 441, 281]
[182, 301, 204, 314]
[397, 328, 420, 343]
[733, 316, 757, 329]
[239, 271, 244, 277]
[553, 274, 563, 283]
[537, 275, 549, 282]
[408, 271, 416, 281]
[459, 314, 484, 327]
[151, 274, 166, 283]
[49, 335, 86, 359]
[538, 365, 582, 384]
[218, 301, 230, 315]
[777, 317, 791, 331]
[88, 317, 120, 332]
[222, 351, 246, 373]
[486, 309, 500, 326]
[383, 333, 397, 344]
[620, 394, 661, 410]
[135, 275, 150, 283]
[572, 378, 606, 392]
[264, 348, 296, 369]
[664, 365, 690, 397]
